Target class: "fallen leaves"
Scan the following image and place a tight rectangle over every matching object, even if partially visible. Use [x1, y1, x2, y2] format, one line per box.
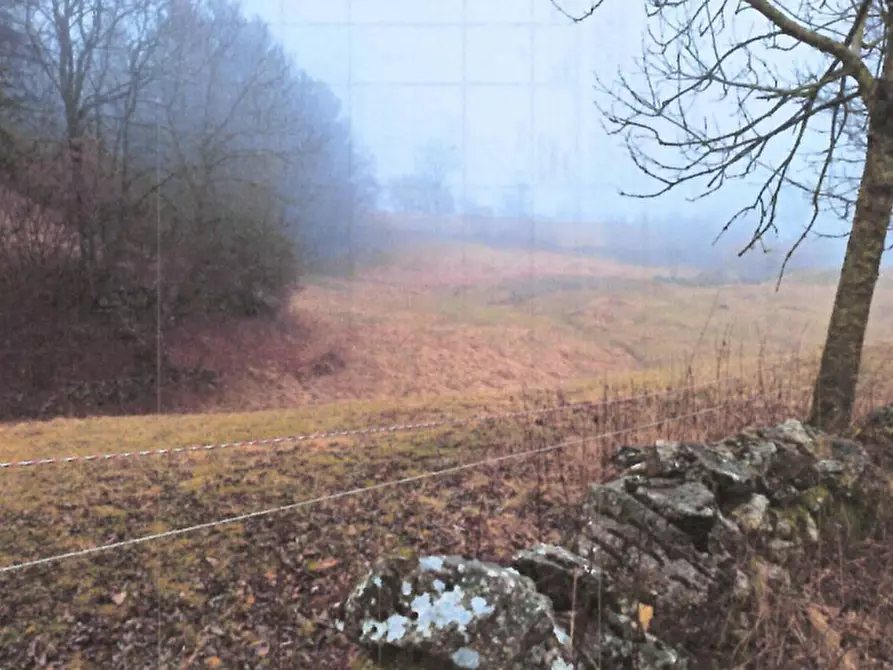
[637, 602, 654, 634]
[6, 388, 887, 669]
[805, 604, 859, 670]
[306, 557, 340, 573]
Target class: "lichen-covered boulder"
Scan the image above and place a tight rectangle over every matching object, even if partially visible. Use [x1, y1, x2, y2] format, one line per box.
[567, 420, 875, 638]
[577, 610, 688, 670]
[729, 493, 771, 532]
[512, 544, 688, 669]
[338, 554, 576, 669]
[341, 419, 878, 669]
[572, 478, 722, 613]
[511, 544, 612, 613]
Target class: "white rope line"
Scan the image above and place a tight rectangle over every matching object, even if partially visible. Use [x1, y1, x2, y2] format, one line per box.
[0, 391, 792, 575]
[0, 369, 781, 470]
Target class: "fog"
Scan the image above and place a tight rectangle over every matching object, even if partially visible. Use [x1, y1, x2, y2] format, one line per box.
[0, 0, 879, 419]
[240, 0, 860, 278]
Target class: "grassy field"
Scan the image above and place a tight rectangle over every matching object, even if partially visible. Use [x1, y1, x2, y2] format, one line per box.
[165, 242, 893, 411]
[2, 241, 893, 668]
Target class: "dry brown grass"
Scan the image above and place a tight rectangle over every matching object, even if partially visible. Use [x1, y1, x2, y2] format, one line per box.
[358, 242, 670, 287]
[14, 241, 888, 418]
[3, 242, 893, 668]
[178, 243, 893, 411]
[1, 344, 892, 669]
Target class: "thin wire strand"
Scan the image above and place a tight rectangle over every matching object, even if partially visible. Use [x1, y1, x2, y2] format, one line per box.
[0, 393, 799, 576]
[0, 363, 801, 469]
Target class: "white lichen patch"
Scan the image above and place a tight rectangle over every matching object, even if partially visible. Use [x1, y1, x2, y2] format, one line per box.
[384, 614, 407, 642]
[359, 583, 498, 646]
[432, 579, 445, 593]
[372, 576, 382, 587]
[419, 556, 444, 572]
[361, 619, 385, 640]
[553, 625, 569, 646]
[413, 589, 473, 633]
[361, 613, 408, 643]
[551, 657, 576, 670]
[402, 581, 413, 596]
[451, 647, 481, 669]
[469, 596, 494, 617]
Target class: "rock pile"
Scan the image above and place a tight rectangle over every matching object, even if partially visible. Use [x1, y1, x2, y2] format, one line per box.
[338, 418, 883, 669]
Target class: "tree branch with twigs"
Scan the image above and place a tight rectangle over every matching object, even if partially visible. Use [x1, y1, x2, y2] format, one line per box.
[550, 0, 893, 432]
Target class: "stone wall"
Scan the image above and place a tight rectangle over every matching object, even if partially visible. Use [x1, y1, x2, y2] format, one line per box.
[338, 416, 889, 669]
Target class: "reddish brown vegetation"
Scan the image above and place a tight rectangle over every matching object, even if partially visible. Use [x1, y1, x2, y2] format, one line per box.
[0, 142, 303, 421]
[0, 365, 890, 668]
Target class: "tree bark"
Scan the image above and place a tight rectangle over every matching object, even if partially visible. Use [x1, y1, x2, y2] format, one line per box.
[808, 80, 893, 433]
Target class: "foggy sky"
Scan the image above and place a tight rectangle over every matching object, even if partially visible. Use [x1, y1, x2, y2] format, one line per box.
[239, 0, 856, 262]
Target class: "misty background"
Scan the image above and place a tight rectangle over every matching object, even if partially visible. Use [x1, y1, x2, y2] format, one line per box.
[0, 0, 882, 419]
[240, 0, 857, 279]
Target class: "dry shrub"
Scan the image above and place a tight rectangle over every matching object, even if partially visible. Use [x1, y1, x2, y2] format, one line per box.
[162, 307, 350, 412]
[0, 137, 306, 420]
[679, 421, 893, 669]
[707, 516, 893, 668]
[0, 346, 890, 668]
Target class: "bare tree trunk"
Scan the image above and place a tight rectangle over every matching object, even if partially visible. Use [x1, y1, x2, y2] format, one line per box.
[68, 134, 96, 309]
[808, 81, 893, 433]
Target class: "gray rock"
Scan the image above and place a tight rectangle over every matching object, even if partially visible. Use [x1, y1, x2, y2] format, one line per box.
[730, 494, 771, 533]
[613, 440, 691, 479]
[339, 555, 576, 669]
[576, 611, 688, 669]
[753, 558, 791, 590]
[706, 510, 745, 556]
[572, 481, 720, 619]
[766, 538, 802, 564]
[803, 514, 819, 544]
[765, 419, 818, 450]
[341, 418, 875, 669]
[814, 438, 868, 490]
[814, 459, 846, 477]
[631, 480, 717, 534]
[732, 569, 751, 600]
[736, 440, 778, 474]
[686, 442, 757, 495]
[798, 486, 830, 513]
[512, 544, 611, 613]
[771, 512, 795, 540]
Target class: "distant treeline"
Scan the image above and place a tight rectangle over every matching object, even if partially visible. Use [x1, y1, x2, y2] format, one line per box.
[383, 211, 844, 283]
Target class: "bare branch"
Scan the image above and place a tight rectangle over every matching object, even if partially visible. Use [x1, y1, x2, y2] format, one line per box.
[548, 0, 605, 23]
[743, 0, 875, 96]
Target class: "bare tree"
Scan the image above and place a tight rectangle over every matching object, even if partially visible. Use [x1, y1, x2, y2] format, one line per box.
[143, 0, 376, 314]
[499, 178, 533, 220]
[552, 0, 893, 433]
[387, 139, 457, 217]
[0, 0, 377, 417]
[11, 0, 165, 304]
